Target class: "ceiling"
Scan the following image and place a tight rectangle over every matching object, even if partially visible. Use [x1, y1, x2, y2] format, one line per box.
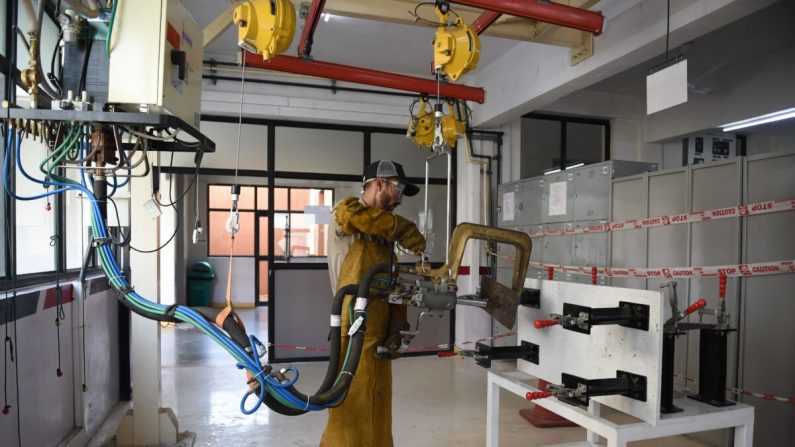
[584, 0, 795, 98]
[185, 0, 523, 78]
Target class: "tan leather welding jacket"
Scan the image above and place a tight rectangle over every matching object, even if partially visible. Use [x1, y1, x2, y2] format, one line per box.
[321, 197, 424, 447]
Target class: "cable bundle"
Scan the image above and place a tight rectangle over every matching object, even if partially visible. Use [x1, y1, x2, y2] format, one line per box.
[2, 126, 378, 415]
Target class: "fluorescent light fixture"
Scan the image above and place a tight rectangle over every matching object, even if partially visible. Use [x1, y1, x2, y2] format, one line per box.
[567, 162, 585, 169]
[721, 107, 795, 132]
[544, 168, 561, 175]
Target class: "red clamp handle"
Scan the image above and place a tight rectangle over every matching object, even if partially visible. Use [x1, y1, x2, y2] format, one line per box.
[534, 320, 560, 329]
[526, 391, 553, 400]
[547, 266, 554, 280]
[591, 266, 597, 285]
[437, 351, 458, 358]
[719, 273, 727, 299]
[684, 298, 707, 316]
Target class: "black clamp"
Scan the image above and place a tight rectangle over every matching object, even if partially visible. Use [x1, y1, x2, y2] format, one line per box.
[92, 237, 112, 247]
[164, 304, 180, 322]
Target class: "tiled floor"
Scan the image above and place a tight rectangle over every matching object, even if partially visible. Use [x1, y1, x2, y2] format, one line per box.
[90, 308, 710, 446]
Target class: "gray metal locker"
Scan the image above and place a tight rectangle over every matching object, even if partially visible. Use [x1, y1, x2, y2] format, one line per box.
[741, 151, 795, 447]
[610, 175, 647, 290]
[542, 171, 575, 223]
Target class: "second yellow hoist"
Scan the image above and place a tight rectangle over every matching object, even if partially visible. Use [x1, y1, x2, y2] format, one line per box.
[407, 97, 466, 150]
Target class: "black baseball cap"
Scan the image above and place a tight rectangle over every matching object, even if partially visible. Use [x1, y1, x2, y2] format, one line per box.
[363, 160, 420, 197]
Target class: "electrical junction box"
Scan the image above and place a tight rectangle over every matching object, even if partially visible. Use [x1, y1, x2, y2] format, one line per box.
[108, 0, 203, 129]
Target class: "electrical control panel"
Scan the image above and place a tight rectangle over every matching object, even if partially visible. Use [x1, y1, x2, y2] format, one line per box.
[108, 0, 203, 129]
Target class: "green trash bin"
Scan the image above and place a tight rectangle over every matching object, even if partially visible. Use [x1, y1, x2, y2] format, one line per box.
[187, 261, 215, 307]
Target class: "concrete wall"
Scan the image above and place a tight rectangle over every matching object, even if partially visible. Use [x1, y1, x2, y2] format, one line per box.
[0, 278, 119, 446]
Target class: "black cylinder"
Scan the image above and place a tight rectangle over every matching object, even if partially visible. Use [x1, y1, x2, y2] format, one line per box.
[660, 333, 682, 413]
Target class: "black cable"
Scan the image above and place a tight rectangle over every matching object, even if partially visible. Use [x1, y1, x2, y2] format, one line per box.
[105, 197, 130, 246]
[78, 30, 94, 94]
[128, 152, 182, 253]
[49, 35, 64, 96]
[50, 234, 65, 378]
[665, 0, 670, 61]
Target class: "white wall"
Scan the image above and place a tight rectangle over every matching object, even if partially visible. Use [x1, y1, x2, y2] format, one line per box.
[0, 279, 119, 446]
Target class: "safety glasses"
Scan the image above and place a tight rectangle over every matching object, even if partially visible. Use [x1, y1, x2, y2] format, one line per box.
[385, 179, 406, 197]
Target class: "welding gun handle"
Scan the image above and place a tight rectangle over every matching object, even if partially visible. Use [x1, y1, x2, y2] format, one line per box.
[534, 320, 559, 329]
[525, 391, 553, 400]
[684, 299, 708, 316]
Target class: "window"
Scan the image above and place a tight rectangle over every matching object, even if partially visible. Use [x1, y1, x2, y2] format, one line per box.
[275, 127, 362, 175]
[520, 113, 610, 178]
[273, 187, 333, 259]
[371, 132, 446, 178]
[207, 185, 256, 256]
[14, 139, 56, 275]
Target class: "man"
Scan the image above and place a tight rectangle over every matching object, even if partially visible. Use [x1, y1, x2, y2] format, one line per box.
[321, 160, 426, 446]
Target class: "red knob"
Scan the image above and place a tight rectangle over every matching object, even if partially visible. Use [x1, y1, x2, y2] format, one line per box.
[591, 266, 597, 285]
[534, 320, 559, 329]
[2, 405, 9, 415]
[719, 273, 727, 299]
[547, 267, 554, 280]
[56, 369, 63, 377]
[684, 299, 707, 316]
[45, 203, 52, 211]
[526, 391, 552, 400]
[437, 351, 458, 358]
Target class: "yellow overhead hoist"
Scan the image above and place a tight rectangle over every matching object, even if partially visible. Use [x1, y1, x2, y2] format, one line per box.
[233, 0, 296, 60]
[407, 97, 467, 151]
[432, 2, 481, 81]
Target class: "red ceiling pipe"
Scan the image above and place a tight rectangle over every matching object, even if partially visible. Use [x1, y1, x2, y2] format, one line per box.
[449, 0, 604, 35]
[244, 52, 486, 103]
[472, 11, 502, 35]
[297, 0, 327, 57]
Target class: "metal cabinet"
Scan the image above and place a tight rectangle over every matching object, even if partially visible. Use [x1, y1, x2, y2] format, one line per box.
[497, 178, 543, 227]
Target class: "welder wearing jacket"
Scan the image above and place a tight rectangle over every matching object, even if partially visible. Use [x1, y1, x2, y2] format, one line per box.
[321, 160, 426, 447]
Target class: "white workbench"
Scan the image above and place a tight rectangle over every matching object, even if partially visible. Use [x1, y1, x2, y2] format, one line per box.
[487, 370, 754, 447]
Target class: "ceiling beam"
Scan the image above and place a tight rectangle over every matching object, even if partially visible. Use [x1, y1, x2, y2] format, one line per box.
[243, 52, 486, 103]
[203, 2, 240, 48]
[472, 11, 502, 35]
[298, 0, 327, 57]
[446, 0, 603, 35]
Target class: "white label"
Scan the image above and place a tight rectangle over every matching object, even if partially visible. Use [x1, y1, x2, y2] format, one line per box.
[548, 181, 567, 216]
[354, 297, 368, 311]
[330, 315, 341, 327]
[502, 192, 515, 221]
[348, 316, 364, 335]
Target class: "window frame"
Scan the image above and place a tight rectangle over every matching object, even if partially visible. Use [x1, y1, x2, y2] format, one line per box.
[521, 112, 611, 175]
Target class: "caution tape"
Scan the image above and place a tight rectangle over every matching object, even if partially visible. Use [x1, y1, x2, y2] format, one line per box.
[526, 197, 795, 238]
[528, 260, 795, 279]
[675, 375, 795, 404]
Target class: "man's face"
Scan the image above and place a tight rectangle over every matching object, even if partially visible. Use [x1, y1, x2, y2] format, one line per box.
[372, 177, 404, 211]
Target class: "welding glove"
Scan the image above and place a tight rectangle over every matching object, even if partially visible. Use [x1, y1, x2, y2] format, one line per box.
[395, 216, 426, 256]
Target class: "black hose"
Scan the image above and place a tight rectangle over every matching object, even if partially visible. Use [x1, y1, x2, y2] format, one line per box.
[260, 264, 392, 414]
[191, 306, 249, 352]
[316, 284, 360, 395]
